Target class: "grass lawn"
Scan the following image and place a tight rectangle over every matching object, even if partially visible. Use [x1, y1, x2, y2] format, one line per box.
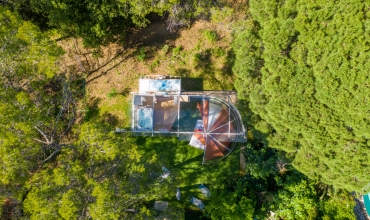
[136, 136, 240, 203]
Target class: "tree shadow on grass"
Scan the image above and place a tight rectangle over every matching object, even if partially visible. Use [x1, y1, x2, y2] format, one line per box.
[193, 49, 227, 90]
[135, 137, 179, 167]
[221, 49, 235, 76]
[84, 98, 101, 122]
[84, 97, 119, 126]
[180, 77, 204, 91]
[86, 50, 136, 84]
[74, 19, 181, 84]
[173, 155, 203, 168]
[125, 17, 181, 52]
[101, 112, 119, 127]
[119, 87, 132, 96]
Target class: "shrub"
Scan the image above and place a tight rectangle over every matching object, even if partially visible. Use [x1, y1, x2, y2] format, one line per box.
[107, 88, 118, 98]
[203, 30, 218, 43]
[136, 47, 146, 61]
[172, 46, 183, 56]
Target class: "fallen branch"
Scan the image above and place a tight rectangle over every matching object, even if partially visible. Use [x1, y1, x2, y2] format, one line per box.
[39, 144, 69, 165]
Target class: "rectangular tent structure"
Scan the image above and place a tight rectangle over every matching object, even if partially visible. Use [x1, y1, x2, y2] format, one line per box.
[131, 75, 246, 164]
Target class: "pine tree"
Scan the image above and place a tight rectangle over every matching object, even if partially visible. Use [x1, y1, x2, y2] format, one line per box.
[233, 0, 370, 192]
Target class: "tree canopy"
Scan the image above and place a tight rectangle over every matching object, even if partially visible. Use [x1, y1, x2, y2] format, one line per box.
[0, 7, 174, 219]
[233, 0, 370, 192]
[0, 5, 64, 186]
[6, 0, 217, 48]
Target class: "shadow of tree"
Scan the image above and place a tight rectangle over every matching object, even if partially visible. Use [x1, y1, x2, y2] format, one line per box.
[173, 155, 203, 168]
[101, 112, 119, 127]
[180, 77, 204, 91]
[69, 18, 182, 85]
[84, 98, 101, 122]
[85, 50, 136, 84]
[222, 49, 235, 76]
[126, 19, 181, 51]
[193, 49, 226, 90]
[120, 87, 132, 96]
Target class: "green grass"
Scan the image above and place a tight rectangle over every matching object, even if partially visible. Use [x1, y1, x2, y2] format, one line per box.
[136, 47, 146, 61]
[202, 30, 218, 43]
[98, 95, 130, 127]
[107, 88, 118, 98]
[172, 46, 183, 56]
[136, 136, 240, 203]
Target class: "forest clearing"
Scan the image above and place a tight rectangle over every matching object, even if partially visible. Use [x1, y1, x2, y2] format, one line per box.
[1, 0, 369, 219]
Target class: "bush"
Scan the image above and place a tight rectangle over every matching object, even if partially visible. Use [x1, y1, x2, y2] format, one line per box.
[161, 44, 170, 55]
[107, 88, 118, 98]
[203, 30, 218, 43]
[172, 46, 183, 56]
[211, 47, 226, 57]
[136, 47, 146, 61]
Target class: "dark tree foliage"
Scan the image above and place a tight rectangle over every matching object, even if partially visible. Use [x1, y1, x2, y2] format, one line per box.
[28, 0, 135, 48]
[243, 142, 278, 180]
[5, 0, 219, 48]
[237, 138, 355, 219]
[233, 0, 370, 192]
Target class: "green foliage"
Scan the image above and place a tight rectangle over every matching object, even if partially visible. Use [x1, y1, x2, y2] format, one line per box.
[273, 175, 319, 219]
[243, 142, 278, 179]
[107, 88, 118, 98]
[166, 0, 216, 31]
[203, 30, 218, 43]
[20, 0, 175, 48]
[204, 179, 256, 220]
[0, 6, 63, 186]
[210, 6, 235, 24]
[161, 44, 170, 55]
[58, 190, 82, 220]
[136, 47, 147, 61]
[233, 0, 370, 192]
[234, 135, 356, 219]
[211, 47, 227, 57]
[172, 45, 183, 56]
[269, 172, 356, 220]
[319, 195, 356, 220]
[23, 121, 173, 219]
[150, 58, 160, 71]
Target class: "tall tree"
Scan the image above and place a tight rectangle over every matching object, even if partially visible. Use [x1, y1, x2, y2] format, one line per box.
[233, 0, 370, 192]
[204, 178, 256, 220]
[23, 120, 174, 219]
[0, 6, 64, 187]
[7, 0, 220, 48]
